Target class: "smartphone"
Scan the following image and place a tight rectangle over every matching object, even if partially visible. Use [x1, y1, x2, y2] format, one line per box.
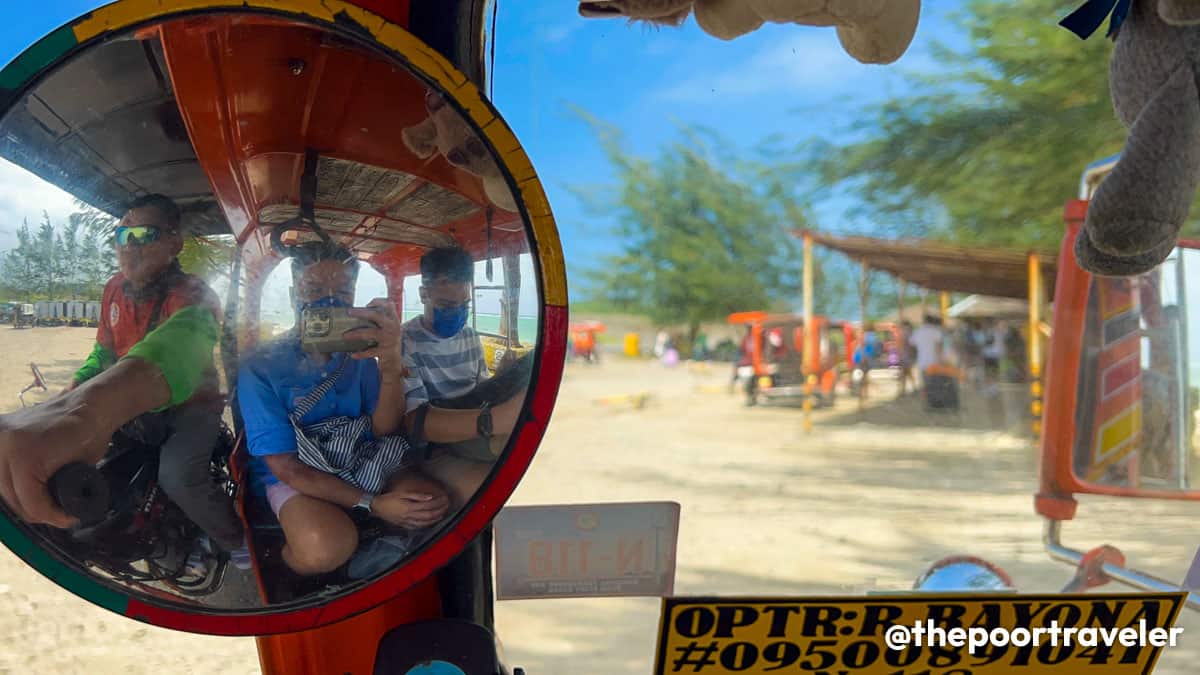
[300, 306, 376, 353]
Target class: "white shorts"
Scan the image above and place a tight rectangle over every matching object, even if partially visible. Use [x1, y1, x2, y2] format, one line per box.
[266, 481, 301, 517]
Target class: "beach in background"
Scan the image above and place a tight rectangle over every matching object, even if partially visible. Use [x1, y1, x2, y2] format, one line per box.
[0, 326, 1198, 673]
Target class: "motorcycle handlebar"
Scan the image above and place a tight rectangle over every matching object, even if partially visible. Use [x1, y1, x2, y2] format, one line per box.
[46, 462, 110, 526]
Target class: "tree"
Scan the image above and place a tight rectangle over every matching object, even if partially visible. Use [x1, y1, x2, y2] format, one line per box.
[0, 204, 117, 301]
[59, 215, 80, 297]
[1, 220, 39, 300]
[179, 235, 236, 282]
[33, 214, 62, 300]
[571, 114, 847, 342]
[807, 0, 1137, 250]
[71, 199, 117, 240]
[0, 196, 236, 302]
[76, 213, 114, 295]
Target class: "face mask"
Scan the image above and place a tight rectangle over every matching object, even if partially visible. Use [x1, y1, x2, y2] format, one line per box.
[431, 303, 469, 338]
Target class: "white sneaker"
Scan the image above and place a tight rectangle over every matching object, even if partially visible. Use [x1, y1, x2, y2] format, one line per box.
[228, 535, 253, 571]
[183, 536, 213, 578]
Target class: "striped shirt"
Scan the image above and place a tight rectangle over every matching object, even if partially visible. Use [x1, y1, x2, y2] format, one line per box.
[401, 317, 487, 413]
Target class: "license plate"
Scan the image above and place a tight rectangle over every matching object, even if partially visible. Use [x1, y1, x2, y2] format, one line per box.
[494, 501, 680, 600]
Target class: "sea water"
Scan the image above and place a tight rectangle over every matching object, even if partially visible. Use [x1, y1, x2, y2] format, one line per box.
[402, 310, 540, 344]
[263, 309, 539, 344]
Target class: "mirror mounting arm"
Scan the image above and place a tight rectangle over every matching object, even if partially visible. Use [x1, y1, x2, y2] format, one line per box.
[299, 147, 331, 245]
[1044, 518, 1200, 611]
[269, 148, 353, 264]
[1034, 492, 1077, 520]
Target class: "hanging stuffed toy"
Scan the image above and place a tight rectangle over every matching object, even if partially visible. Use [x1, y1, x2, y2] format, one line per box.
[577, 0, 921, 65]
[1061, 0, 1200, 276]
[402, 90, 519, 213]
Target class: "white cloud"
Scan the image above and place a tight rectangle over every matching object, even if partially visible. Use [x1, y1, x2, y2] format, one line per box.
[0, 158, 80, 250]
[654, 31, 887, 103]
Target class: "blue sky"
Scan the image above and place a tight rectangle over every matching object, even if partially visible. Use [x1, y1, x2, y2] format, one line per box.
[491, 1, 968, 276]
[0, 1, 970, 315]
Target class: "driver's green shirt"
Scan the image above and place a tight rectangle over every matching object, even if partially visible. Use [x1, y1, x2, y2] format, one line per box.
[74, 269, 221, 411]
[74, 306, 219, 410]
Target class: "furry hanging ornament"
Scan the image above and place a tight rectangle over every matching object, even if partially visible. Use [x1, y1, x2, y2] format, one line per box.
[1061, 0, 1200, 276]
[401, 91, 518, 213]
[578, 0, 921, 65]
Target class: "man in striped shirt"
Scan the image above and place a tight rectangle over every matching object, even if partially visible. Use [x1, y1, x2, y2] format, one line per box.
[401, 247, 527, 506]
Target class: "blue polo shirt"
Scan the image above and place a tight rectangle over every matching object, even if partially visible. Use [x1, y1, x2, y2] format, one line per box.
[237, 335, 382, 496]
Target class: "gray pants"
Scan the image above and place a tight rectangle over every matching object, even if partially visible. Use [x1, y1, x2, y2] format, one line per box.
[130, 404, 244, 551]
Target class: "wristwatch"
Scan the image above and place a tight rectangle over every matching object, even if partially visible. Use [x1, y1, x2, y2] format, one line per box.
[353, 492, 375, 515]
[477, 403, 493, 441]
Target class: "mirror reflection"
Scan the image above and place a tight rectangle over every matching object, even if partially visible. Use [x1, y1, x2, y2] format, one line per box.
[1072, 247, 1200, 493]
[0, 11, 539, 611]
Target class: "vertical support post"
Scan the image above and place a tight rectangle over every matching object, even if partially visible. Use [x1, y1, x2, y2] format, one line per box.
[1171, 249, 1190, 485]
[859, 264, 871, 412]
[896, 280, 909, 397]
[385, 269, 405, 321]
[802, 233, 814, 371]
[802, 233, 815, 432]
[241, 257, 274, 352]
[1174, 252, 1191, 489]
[939, 291, 953, 382]
[502, 253, 522, 347]
[1028, 253, 1043, 438]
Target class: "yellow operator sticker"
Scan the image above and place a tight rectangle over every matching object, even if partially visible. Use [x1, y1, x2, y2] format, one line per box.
[654, 593, 1185, 674]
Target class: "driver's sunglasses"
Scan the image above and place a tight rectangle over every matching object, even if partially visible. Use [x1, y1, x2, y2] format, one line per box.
[114, 225, 164, 247]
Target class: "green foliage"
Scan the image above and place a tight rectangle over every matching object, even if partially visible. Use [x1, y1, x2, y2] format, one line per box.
[569, 298, 627, 315]
[570, 0, 1152, 326]
[1, 221, 38, 300]
[0, 206, 117, 301]
[570, 112, 851, 334]
[179, 234, 236, 281]
[0, 198, 236, 302]
[809, 0, 1134, 249]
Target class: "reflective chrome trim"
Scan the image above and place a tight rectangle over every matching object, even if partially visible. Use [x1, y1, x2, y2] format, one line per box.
[1044, 519, 1200, 610]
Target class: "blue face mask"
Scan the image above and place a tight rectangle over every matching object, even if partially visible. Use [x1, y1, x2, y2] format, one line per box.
[431, 303, 469, 338]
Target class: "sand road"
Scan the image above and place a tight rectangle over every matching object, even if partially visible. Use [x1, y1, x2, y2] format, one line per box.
[0, 326, 1196, 674]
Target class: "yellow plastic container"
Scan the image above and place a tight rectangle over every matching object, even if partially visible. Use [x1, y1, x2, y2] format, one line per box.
[480, 336, 533, 374]
[623, 332, 639, 358]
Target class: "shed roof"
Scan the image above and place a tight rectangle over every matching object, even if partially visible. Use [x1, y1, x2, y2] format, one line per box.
[800, 230, 1057, 300]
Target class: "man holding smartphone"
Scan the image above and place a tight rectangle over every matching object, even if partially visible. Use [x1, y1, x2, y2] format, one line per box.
[237, 243, 451, 576]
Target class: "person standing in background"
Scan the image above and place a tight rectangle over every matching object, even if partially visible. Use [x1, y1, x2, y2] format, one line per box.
[909, 315, 945, 391]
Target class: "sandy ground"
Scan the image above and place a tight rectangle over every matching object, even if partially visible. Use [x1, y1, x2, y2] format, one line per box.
[0, 327, 1199, 673]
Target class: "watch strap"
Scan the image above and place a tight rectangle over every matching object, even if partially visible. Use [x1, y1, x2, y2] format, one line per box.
[354, 492, 375, 513]
[477, 403, 493, 440]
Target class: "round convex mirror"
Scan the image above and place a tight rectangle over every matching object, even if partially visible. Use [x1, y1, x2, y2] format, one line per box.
[0, 0, 565, 635]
